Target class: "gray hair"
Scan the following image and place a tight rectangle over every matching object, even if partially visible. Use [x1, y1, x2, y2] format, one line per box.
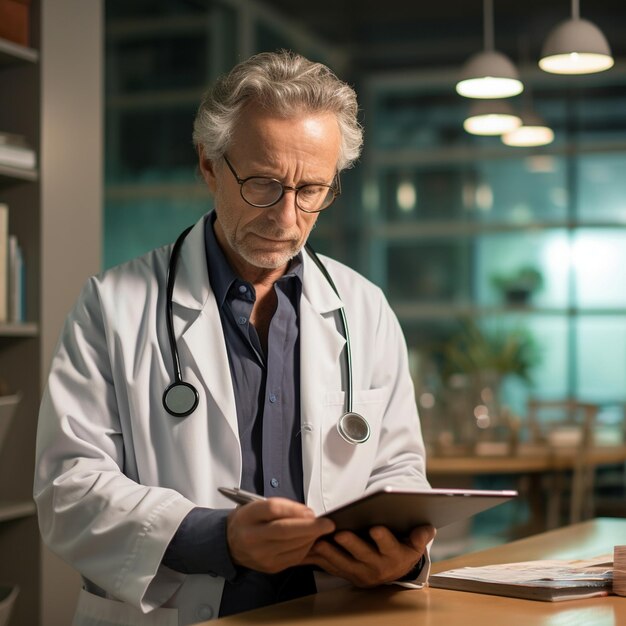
[192, 50, 363, 171]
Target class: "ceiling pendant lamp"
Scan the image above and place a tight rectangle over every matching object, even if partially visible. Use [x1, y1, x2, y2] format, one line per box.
[539, 0, 614, 75]
[456, 0, 523, 99]
[502, 111, 554, 147]
[464, 99, 522, 136]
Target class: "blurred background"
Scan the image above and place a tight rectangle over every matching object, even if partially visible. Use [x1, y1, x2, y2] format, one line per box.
[105, 0, 626, 436]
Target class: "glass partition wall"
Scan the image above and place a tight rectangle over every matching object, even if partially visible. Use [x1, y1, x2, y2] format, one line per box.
[361, 68, 626, 447]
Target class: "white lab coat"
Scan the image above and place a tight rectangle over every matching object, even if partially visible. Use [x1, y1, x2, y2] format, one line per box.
[34, 216, 430, 626]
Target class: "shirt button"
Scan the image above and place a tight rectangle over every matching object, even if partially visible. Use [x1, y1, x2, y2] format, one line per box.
[270, 478, 279, 488]
[195, 604, 214, 620]
[237, 316, 247, 325]
[238, 284, 247, 294]
[269, 392, 277, 403]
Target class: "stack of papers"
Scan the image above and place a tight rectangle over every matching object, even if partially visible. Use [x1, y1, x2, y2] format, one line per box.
[429, 555, 613, 601]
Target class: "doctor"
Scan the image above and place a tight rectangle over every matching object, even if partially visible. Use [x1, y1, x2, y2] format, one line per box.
[34, 51, 434, 625]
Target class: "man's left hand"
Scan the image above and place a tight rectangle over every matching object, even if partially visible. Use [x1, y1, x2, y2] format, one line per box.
[303, 524, 435, 587]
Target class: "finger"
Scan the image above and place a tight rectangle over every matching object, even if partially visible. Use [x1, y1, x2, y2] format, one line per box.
[302, 551, 343, 577]
[232, 506, 335, 544]
[264, 515, 335, 540]
[243, 498, 316, 522]
[367, 526, 404, 557]
[245, 499, 336, 535]
[312, 537, 363, 571]
[333, 531, 379, 562]
[408, 525, 436, 552]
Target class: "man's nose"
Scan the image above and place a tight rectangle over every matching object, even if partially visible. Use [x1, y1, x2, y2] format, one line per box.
[268, 189, 299, 228]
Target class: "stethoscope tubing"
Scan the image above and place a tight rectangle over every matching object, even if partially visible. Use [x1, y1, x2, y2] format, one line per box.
[163, 225, 369, 443]
[165, 225, 193, 386]
[303, 243, 354, 415]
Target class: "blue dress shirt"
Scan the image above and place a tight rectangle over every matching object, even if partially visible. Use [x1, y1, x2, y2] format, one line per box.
[163, 214, 315, 616]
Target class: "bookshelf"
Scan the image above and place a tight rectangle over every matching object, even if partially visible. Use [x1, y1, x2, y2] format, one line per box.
[0, 6, 42, 625]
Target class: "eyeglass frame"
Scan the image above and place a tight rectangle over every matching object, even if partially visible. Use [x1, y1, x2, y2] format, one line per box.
[222, 154, 341, 213]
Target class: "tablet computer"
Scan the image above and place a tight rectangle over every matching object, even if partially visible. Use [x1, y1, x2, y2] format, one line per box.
[322, 487, 517, 536]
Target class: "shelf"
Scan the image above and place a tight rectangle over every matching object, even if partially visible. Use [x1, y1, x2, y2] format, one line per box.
[106, 181, 207, 201]
[0, 163, 38, 184]
[0, 38, 38, 66]
[369, 220, 626, 239]
[0, 500, 36, 523]
[367, 140, 626, 167]
[391, 303, 626, 322]
[0, 323, 38, 337]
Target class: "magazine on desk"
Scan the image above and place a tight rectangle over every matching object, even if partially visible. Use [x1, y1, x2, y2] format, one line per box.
[429, 555, 614, 601]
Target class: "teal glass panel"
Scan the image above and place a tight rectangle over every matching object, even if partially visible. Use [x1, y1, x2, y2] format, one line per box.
[104, 197, 209, 269]
[475, 230, 570, 308]
[385, 238, 473, 302]
[475, 157, 567, 224]
[572, 229, 626, 308]
[376, 156, 567, 225]
[481, 314, 570, 416]
[576, 316, 626, 402]
[578, 153, 626, 224]
[372, 90, 468, 150]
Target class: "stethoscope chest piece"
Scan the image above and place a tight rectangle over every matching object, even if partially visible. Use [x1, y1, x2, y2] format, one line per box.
[337, 411, 370, 445]
[163, 381, 199, 417]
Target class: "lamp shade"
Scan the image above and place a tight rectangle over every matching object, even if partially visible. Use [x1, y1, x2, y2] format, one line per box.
[463, 99, 522, 136]
[539, 18, 614, 74]
[502, 111, 554, 147]
[457, 50, 524, 98]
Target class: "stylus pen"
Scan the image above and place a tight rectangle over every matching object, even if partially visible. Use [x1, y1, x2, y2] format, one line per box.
[218, 487, 268, 506]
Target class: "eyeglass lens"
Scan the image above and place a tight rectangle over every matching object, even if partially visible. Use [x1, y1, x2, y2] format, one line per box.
[241, 178, 335, 212]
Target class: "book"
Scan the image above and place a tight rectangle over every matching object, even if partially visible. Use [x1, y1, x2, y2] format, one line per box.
[8, 235, 24, 323]
[0, 394, 20, 456]
[429, 555, 614, 602]
[0, 204, 7, 323]
[0, 133, 36, 170]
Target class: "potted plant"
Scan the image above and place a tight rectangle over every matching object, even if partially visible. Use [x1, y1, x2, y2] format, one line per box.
[432, 318, 541, 450]
[441, 318, 540, 385]
[491, 266, 544, 305]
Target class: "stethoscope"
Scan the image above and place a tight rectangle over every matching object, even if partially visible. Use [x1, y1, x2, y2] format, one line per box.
[162, 225, 371, 445]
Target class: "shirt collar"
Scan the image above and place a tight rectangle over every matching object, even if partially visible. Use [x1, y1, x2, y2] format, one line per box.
[204, 211, 303, 306]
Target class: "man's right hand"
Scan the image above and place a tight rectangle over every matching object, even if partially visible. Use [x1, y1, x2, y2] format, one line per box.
[226, 498, 335, 573]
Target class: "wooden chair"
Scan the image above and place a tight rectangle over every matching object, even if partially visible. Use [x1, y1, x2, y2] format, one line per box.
[526, 399, 599, 528]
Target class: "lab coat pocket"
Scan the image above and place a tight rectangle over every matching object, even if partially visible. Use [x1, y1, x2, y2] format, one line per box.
[320, 387, 388, 511]
[73, 588, 178, 626]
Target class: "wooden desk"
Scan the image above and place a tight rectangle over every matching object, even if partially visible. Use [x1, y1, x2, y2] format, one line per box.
[211, 518, 626, 626]
[426, 444, 626, 476]
[427, 444, 626, 530]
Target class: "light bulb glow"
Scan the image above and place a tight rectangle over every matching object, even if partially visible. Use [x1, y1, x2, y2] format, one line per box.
[464, 113, 521, 136]
[456, 76, 523, 99]
[539, 52, 614, 74]
[396, 180, 417, 212]
[503, 125, 555, 147]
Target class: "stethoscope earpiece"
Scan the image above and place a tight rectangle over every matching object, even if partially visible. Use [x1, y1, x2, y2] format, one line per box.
[162, 227, 371, 446]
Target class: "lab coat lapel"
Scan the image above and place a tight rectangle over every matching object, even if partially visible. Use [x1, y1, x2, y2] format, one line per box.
[300, 252, 345, 513]
[170, 218, 239, 441]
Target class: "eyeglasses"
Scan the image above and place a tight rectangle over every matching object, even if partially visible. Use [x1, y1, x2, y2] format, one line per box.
[223, 155, 341, 213]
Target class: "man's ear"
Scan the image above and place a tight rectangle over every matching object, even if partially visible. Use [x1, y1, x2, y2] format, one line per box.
[198, 145, 217, 192]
